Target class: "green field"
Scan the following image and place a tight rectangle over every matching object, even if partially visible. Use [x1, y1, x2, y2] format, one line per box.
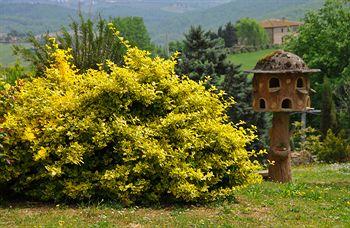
[0, 43, 16, 66]
[1, 163, 349, 227]
[228, 49, 277, 71]
[0, 43, 30, 67]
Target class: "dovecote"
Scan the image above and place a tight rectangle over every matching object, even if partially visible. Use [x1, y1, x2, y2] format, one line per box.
[246, 50, 320, 112]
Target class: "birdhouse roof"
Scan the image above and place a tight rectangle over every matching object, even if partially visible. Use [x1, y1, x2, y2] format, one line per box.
[245, 50, 321, 74]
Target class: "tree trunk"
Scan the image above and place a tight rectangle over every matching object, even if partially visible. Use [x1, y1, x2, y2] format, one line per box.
[268, 112, 292, 182]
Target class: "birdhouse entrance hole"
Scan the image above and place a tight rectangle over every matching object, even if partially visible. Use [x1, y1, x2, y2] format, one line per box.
[296, 78, 304, 88]
[259, 98, 266, 109]
[281, 98, 292, 109]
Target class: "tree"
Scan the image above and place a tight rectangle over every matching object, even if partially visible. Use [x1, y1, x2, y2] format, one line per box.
[236, 18, 269, 47]
[168, 40, 184, 54]
[177, 26, 233, 86]
[321, 77, 338, 136]
[111, 17, 152, 51]
[218, 22, 238, 48]
[13, 15, 153, 75]
[285, 0, 350, 84]
[336, 75, 350, 135]
[285, 0, 350, 136]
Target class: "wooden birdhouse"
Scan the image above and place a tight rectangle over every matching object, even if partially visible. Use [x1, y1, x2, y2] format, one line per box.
[249, 50, 320, 112]
[246, 50, 320, 183]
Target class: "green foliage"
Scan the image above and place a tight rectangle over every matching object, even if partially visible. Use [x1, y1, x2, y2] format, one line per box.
[285, 0, 350, 136]
[236, 18, 269, 47]
[169, 41, 185, 54]
[292, 121, 322, 155]
[0, 35, 262, 205]
[13, 15, 153, 75]
[285, 0, 350, 83]
[335, 72, 350, 136]
[317, 130, 350, 163]
[292, 122, 350, 163]
[176, 26, 234, 86]
[0, 62, 28, 88]
[321, 77, 338, 136]
[112, 17, 152, 51]
[218, 22, 238, 48]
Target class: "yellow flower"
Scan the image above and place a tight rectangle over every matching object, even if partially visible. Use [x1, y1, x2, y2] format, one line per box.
[3, 83, 11, 90]
[34, 147, 48, 161]
[22, 127, 36, 141]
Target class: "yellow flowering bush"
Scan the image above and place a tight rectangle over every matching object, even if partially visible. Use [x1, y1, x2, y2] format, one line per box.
[0, 34, 262, 205]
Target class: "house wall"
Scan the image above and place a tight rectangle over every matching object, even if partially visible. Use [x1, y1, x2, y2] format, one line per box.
[265, 26, 299, 45]
[265, 28, 274, 44]
[272, 27, 288, 45]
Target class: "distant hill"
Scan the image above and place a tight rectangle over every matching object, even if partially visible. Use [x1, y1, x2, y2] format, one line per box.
[0, 0, 325, 44]
[149, 0, 325, 44]
[0, 3, 79, 35]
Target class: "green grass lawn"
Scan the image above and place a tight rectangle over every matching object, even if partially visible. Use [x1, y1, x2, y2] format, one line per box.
[228, 49, 278, 71]
[1, 163, 349, 227]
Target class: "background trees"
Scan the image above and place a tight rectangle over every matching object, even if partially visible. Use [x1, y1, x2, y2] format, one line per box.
[236, 18, 269, 47]
[321, 77, 338, 136]
[285, 0, 350, 137]
[176, 26, 231, 86]
[14, 15, 153, 75]
[218, 22, 238, 48]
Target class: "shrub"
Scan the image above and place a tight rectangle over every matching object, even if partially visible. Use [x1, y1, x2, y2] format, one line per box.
[0, 62, 28, 88]
[317, 130, 350, 163]
[292, 122, 350, 163]
[0, 32, 262, 205]
[292, 121, 323, 156]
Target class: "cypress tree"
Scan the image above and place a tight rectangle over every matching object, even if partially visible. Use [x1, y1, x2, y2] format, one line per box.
[321, 77, 338, 136]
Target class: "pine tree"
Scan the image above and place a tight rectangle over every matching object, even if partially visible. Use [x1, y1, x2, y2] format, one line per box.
[177, 26, 232, 86]
[222, 22, 238, 48]
[321, 77, 338, 136]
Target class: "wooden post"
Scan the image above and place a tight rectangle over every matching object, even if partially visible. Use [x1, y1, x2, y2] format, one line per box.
[268, 112, 292, 182]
